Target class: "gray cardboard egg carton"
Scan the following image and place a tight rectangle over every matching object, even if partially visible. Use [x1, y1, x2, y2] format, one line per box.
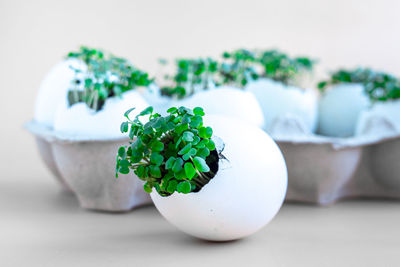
[270, 114, 400, 205]
[25, 121, 152, 212]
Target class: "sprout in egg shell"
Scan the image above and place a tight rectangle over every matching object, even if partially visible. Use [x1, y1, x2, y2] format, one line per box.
[160, 58, 219, 99]
[257, 49, 315, 86]
[219, 49, 259, 87]
[318, 68, 400, 102]
[67, 46, 153, 111]
[116, 106, 217, 196]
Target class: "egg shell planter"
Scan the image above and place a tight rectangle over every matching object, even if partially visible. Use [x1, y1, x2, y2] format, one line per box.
[25, 120, 152, 211]
[270, 113, 400, 205]
[114, 106, 287, 241]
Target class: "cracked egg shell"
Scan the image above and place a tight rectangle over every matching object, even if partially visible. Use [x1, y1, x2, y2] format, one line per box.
[34, 58, 87, 128]
[150, 115, 287, 241]
[53, 90, 149, 139]
[246, 78, 318, 133]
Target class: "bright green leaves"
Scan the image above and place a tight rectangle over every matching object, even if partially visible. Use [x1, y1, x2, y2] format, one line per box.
[116, 106, 217, 197]
[184, 163, 196, 180]
[193, 157, 210, 172]
[66, 46, 152, 111]
[178, 143, 192, 155]
[150, 152, 164, 166]
[199, 127, 213, 138]
[172, 157, 184, 173]
[193, 107, 205, 116]
[318, 68, 400, 102]
[177, 181, 191, 193]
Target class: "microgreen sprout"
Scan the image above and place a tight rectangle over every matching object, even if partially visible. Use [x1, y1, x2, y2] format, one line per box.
[257, 49, 315, 85]
[116, 106, 219, 196]
[67, 46, 152, 111]
[160, 58, 219, 99]
[317, 68, 400, 102]
[219, 49, 259, 87]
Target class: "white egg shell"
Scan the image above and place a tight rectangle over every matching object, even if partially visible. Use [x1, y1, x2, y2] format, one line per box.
[34, 58, 87, 128]
[150, 115, 288, 241]
[178, 86, 265, 128]
[355, 99, 400, 136]
[318, 84, 370, 137]
[246, 78, 318, 133]
[53, 90, 149, 139]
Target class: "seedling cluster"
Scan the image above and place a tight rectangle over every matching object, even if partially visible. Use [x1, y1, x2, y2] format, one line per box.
[116, 106, 218, 196]
[318, 68, 400, 101]
[159, 49, 315, 99]
[67, 46, 152, 111]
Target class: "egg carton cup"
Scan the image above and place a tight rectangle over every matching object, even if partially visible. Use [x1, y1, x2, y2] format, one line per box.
[25, 120, 151, 212]
[270, 114, 400, 205]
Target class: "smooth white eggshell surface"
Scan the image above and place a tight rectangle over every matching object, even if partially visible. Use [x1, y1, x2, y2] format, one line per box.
[53, 90, 149, 139]
[355, 99, 400, 136]
[246, 78, 318, 133]
[34, 58, 87, 128]
[318, 84, 370, 137]
[151, 115, 288, 241]
[179, 86, 265, 128]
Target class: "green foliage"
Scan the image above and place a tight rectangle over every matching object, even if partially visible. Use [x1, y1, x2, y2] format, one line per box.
[219, 49, 259, 87]
[116, 106, 218, 196]
[257, 50, 315, 85]
[318, 68, 400, 102]
[160, 58, 219, 99]
[67, 46, 153, 111]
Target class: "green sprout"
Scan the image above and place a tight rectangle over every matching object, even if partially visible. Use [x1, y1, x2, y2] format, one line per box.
[160, 58, 219, 99]
[317, 68, 400, 102]
[116, 106, 219, 196]
[219, 49, 259, 87]
[257, 49, 315, 86]
[66, 46, 153, 111]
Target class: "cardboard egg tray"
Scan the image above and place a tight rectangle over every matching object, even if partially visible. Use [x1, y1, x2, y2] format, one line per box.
[271, 114, 400, 205]
[25, 121, 152, 212]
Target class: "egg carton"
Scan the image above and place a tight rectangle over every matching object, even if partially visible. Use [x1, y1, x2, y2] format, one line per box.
[25, 120, 152, 212]
[270, 114, 400, 205]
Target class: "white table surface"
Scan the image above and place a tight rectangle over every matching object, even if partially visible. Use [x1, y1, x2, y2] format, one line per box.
[1, 177, 400, 267]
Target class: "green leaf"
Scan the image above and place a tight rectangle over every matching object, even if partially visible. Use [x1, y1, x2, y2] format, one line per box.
[136, 165, 146, 178]
[206, 139, 216, 150]
[178, 143, 192, 155]
[197, 147, 210, 158]
[175, 169, 186, 180]
[193, 107, 205, 116]
[189, 115, 203, 128]
[118, 146, 126, 159]
[144, 182, 152, 193]
[124, 107, 136, 118]
[151, 140, 164, 152]
[199, 126, 213, 138]
[166, 180, 178, 193]
[120, 122, 129, 133]
[184, 162, 196, 180]
[167, 107, 178, 114]
[165, 157, 176, 170]
[182, 131, 194, 142]
[172, 157, 184, 173]
[150, 152, 164, 166]
[139, 106, 154, 116]
[177, 181, 191, 194]
[149, 165, 162, 178]
[193, 156, 210, 172]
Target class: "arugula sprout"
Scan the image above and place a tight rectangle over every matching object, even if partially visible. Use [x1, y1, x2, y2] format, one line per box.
[116, 106, 219, 196]
[67, 46, 153, 111]
[257, 49, 315, 85]
[219, 49, 259, 87]
[160, 58, 219, 99]
[318, 68, 400, 102]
